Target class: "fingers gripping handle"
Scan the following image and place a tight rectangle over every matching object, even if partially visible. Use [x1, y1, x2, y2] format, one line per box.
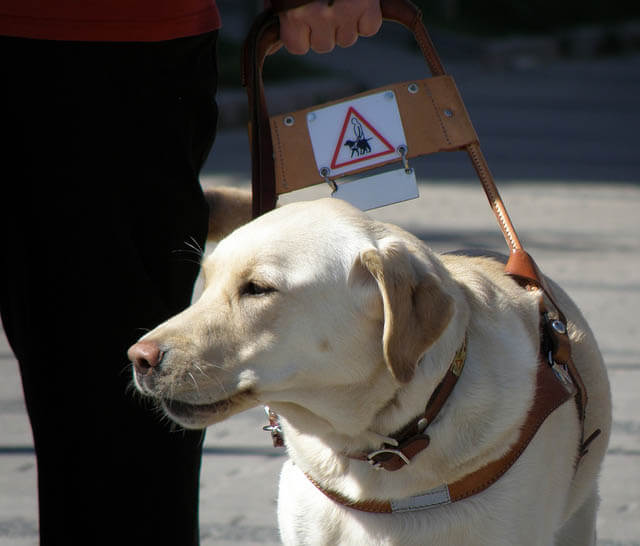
[244, 0, 445, 84]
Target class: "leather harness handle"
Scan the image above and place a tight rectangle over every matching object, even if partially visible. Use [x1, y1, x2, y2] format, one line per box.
[241, 2, 577, 336]
[241, 0, 571, 307]
[243, 0, 449, 219]
[242, 0, 523, 256]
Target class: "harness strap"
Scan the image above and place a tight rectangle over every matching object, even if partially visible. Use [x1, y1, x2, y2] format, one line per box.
[306, 355, 575, 513]
[505, 249, 596, 460]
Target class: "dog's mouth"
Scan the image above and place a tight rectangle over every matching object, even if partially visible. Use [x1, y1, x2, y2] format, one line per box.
[160, 389, 256, 429]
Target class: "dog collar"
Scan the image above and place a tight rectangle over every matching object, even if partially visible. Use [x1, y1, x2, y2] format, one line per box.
[262, 336, 468, 471]
[346, 336, 468, 471]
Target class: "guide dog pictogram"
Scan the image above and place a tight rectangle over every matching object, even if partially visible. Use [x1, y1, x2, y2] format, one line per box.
[343, 118, 372, 158]
[329, 106, 395, 170]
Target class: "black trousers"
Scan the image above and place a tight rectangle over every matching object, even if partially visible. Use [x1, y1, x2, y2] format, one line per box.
[0, 32, 218, 545]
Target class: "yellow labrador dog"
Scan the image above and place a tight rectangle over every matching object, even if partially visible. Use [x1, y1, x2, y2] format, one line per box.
[129, 198, 610, 545]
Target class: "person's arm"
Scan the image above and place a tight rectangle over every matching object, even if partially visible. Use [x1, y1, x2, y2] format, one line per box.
[271, 0, 382, 55]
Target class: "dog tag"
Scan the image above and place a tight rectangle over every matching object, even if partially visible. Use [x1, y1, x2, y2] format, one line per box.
[331, 168, 419, 211]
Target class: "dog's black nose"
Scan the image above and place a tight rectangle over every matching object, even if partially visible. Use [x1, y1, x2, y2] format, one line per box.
[128, 340, 163, 375]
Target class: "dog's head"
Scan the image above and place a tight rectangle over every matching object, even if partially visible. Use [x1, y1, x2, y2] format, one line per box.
[129, 199, 454, 430]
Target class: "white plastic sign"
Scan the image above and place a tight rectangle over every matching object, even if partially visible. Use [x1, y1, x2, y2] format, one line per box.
[307, 90, 408, 179]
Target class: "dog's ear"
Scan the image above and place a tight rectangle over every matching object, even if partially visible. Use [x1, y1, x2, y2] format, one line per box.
[204, 187, 253, 242]
[351, 243, 454, 383]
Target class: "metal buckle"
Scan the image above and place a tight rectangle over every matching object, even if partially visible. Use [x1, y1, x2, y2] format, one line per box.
[263, 406, 284, 447]
[320, 167, 337, 193]
[366, 448, 411, 470]
[397, 145, 412, 174]
[551, 361, 574, 388]
[262, 422, 282, 434]
[547, 352, 575, 392]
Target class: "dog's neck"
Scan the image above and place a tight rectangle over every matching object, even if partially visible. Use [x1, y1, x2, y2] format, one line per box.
[267, 319, 469, 468]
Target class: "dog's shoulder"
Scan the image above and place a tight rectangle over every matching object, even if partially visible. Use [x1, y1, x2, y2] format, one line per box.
[438, 249, 530, 299]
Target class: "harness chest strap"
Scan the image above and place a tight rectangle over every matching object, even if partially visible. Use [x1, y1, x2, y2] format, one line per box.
[265, 252, 600, 512]
[505, 249, 598, 457]
[306, 356, 576, 514]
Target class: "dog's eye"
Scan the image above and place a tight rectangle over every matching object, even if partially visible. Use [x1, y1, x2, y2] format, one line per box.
[241, 281, 276, 297]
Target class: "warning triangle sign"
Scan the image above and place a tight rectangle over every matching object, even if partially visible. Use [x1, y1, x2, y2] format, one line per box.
[330, 107, 395, 170]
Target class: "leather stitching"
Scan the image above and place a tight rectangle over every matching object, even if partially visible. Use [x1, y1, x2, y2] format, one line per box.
[467, 143, 520, 252]
[272, 120, 289, 192]
[425, 81, 451, 146]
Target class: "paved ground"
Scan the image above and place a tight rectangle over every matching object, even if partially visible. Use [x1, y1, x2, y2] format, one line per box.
[1, 19, 639, 546]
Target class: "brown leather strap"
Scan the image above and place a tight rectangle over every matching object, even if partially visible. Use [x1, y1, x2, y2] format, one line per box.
[307, 356, 575, 513]
[449, 357, 574, 501]
[243, 9, 280, 218]
[505, 250, 589, 430]
[467, 143, 523, 254]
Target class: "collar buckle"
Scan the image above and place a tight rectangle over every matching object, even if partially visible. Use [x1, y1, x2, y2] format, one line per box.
[366, 434, 431, 471]
[367, 448, 411, 470]
[263, 406, 285, 447]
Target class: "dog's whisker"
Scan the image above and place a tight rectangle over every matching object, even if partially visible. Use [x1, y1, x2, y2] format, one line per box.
[171, 237, 205, 267]
[172, 255, 204, 267]
[187, 372, 199, 390]
[185, 235, 204, 256]
[193, 363, 210, 379]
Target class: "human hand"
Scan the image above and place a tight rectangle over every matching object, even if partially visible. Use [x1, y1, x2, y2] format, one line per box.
[278, 0, 382, 55]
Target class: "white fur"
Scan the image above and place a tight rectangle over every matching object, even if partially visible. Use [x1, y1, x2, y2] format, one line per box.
[131, 199, 611, 545]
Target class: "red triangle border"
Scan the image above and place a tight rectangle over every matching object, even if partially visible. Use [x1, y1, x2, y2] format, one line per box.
[330, 106, 396, 170]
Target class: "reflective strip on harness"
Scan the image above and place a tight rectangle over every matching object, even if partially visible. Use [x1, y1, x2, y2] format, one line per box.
[390, 484, 451, 512]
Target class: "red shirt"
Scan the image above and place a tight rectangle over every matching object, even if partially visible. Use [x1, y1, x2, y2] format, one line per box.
[0, 0, 221, 42]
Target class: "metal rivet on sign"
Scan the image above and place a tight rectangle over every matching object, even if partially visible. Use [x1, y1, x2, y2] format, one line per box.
[408, 83, 419, 94]
[283, 115, 295, 127]
[384, 91, 394, 100]
[551, 320, 567, 335]
[307, 112, 316, 122]
[320, 167, 337, 192]
[397, 145, 411, 173]
[443, 108, 454, 118]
